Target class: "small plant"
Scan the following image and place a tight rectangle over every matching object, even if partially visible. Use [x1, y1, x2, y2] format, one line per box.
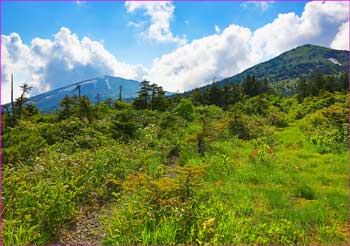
[295, 184, 316, 200]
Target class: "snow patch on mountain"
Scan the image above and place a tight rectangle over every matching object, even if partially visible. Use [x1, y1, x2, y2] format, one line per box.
[328, 58, 342, 66]
[80, 79, 98, 86]
[105, 78, 111, 90]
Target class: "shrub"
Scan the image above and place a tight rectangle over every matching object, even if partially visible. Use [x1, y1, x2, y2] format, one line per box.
[301, 104, 347, 152]
[294, 184, 316, 200]
[228, 112, 268, 140]
[2, 122, 47, 164]
[174, 99, 196, 121]
[3, 170, 76, 243]
[102, 165, 205, 244]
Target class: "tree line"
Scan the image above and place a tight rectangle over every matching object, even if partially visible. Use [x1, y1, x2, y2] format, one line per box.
[2, 72, 348, 129]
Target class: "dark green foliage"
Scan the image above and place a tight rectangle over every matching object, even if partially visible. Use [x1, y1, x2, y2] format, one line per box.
[133, 80, 151, 109]
[228, 111, 266, 140]
[79, 96, 94, 121]
[160, 111, 182, 129]
[241, 75, 271, 97]
[23, 103, 39, 117]
[208, 84, 224, 107]
[133, 80, 168, 110]
[296, 73, 347, 100]
[295, 184, 316, 200]
[114, 100, 132, 110]
[59, 95, 74, 119]
[15, 83, 33, 120]
[111, 110, 139, 141]
[2, 123, 47, 164]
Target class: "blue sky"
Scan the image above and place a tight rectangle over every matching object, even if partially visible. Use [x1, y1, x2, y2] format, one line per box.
[1, 1, 349, 103]
[2, 1, 305, 66]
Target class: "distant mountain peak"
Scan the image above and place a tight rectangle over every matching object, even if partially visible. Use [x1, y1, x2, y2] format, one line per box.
[25, 76, 141, 112]
[210, 44, 349, 89]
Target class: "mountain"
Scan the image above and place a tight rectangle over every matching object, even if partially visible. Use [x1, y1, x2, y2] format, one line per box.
[208, 44, 349, 88]
[26, 76, 141, 112]
[5, 45, 349, 112]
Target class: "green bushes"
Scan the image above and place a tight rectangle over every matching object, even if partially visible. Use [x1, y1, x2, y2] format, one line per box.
[174, 98, 196, 121]
[111, 110, 139, 141]
[1, 90, 348, 244]
[2, 122, 47, 165]
[3, 168, 76, 243]
[103, 165, 205, 244]
[301, 103, 348, 152]
[228, 112, 267, 140]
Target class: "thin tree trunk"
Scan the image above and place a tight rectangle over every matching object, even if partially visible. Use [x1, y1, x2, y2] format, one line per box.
[11, 74, 16, 121]
[119, 85, 122, 102]
[78, 86, 81, 101]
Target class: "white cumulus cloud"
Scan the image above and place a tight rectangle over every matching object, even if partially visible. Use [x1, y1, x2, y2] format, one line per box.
[331, 21, 349, 50]
[1, 27, 147, 104]
[251, 1, 349, 57]
[147, 24, 254, 92]
[125, 1, 186, 45]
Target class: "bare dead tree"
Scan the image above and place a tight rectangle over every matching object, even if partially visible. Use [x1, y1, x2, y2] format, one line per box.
[119, 85, 122, 102]
[11, 74, 15, 121]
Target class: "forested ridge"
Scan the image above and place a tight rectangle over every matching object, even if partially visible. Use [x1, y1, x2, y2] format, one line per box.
[1, 72, 349, 244]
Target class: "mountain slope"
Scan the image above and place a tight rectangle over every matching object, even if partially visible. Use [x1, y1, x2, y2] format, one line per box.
[213, 44, 349, 87]
[27, 76, 141, 112]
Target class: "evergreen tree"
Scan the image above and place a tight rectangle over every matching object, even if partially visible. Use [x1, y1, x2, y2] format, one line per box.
[151, 84, 168, 111]
[59, 95, 73, 119]
[296, 77, 308, 100]
[208, 84, 223, 107]
[23, 104, 39, 117]
[111, 110, 138, 141]
[10, 74, 16, 124]
[227, 84, 243, 106]
[242, 75, 259, 97]
[192, 88, 204, 105]
[16, 83, 32, 120]
[133, 80, 151, 110]
[340, 73, 349, 92]
[79, 96, 93, 121]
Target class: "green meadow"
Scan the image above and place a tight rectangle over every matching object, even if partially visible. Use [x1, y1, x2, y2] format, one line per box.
[2, 75, 348, 244]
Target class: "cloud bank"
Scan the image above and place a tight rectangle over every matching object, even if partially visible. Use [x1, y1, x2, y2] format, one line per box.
[1, 27, 146, 103]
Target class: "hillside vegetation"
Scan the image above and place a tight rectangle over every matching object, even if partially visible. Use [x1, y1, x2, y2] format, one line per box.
[1, 73, 348, 244]
[203, 45, 349, 89]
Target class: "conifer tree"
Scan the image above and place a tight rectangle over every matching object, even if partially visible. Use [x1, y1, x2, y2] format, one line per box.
[133, 80, 151, 109]
[16, 83, 32, 120]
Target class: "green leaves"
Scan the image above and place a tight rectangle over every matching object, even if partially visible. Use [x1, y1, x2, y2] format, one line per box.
[2, 122, 47, 165]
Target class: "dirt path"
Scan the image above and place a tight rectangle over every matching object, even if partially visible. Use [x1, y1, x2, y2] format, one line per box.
[59, 206, 107, 245]
[59, 148, 179, 244]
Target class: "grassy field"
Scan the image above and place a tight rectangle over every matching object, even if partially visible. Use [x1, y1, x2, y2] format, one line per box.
[101, 124, 348, 244]
[2, 92, 348, 244]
